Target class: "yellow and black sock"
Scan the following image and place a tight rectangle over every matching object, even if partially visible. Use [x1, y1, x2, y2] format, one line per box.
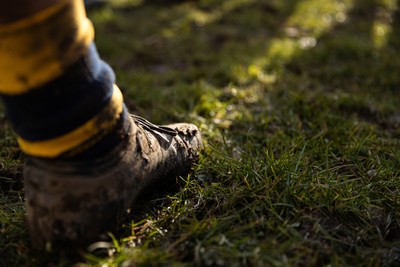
[0, 0, 127, 158]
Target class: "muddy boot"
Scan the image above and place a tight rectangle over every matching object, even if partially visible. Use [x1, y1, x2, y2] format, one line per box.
[24, 114, 202, 250]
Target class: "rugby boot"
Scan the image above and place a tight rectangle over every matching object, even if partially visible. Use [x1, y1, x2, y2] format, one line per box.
[24, 114, 202, 249]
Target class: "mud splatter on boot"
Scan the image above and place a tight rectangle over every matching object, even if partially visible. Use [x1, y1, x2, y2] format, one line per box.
[24, 115, 202, 250]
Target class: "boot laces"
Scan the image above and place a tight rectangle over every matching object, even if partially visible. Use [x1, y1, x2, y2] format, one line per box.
[131, 114, 177, 142]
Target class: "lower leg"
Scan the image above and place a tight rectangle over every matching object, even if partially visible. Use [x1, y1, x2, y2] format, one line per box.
[0, 0, 202, 249]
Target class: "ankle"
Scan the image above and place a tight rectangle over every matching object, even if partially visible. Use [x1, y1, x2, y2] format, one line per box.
[62, 109, 131, 160]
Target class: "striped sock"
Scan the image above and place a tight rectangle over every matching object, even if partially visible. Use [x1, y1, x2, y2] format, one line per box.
[0, 0, 127, 159]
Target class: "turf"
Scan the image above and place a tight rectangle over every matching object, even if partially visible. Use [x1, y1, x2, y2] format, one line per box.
[1, 0, 400, 266]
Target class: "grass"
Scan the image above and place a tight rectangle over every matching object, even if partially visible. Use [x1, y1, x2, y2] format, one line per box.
[1, 0, 400, 265]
